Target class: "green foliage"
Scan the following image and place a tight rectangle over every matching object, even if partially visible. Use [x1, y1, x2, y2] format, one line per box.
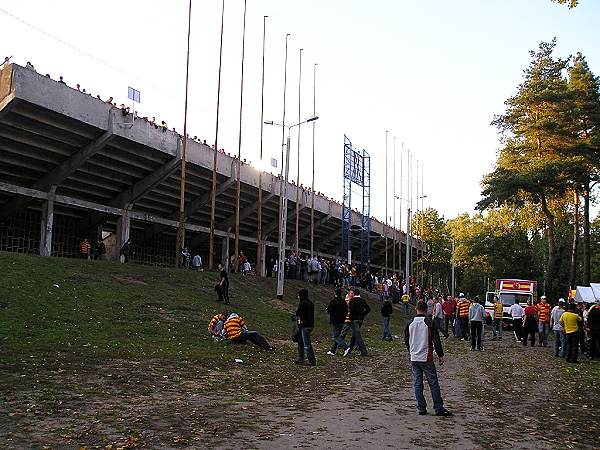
[478, 40, 600, 298]
[551, 0, 578, 8]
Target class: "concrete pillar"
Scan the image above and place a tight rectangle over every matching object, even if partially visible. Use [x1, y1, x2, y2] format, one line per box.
[259, 240, 267, 277]
[39, 186, 57, 256]
[116, 206, 131, 263]
[221, 229, 231, 271]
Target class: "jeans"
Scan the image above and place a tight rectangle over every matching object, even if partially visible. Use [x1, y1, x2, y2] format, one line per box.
[349, 320, 367, 355]
[404, 302, 410, 314]
[565, 332, 579, 363]
[492, 319, 503, 338]
[221, 282, 230, 304]
[538, 322, 550, 346]
[454, 317, 461, 338]
[444, 315, 455, 337]
[297, 327, 316, 364]
[460, 317, 470, 339]
[553, 330, 565, 357]
[237, 331, 271, 350]
[382, 316, 392, 340]
[470, 321, 483, 350]
[335, 323, 351, 350]
[411, 361, 444, 414]
[329, 323, 343, 353]
[434, 317, 448, 338]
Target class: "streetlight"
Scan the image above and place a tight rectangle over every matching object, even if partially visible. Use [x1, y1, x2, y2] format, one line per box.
[417, 194, 427, 287]
[265, 115, 319, 299]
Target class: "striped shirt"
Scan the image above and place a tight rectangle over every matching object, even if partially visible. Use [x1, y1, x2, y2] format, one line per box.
[224, 316, 245, 340]
[537, 302, 551, 323]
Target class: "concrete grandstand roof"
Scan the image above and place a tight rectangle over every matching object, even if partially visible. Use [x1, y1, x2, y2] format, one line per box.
[0, 63, 418, 269]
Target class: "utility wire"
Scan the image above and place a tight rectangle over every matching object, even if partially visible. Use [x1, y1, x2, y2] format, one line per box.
[0, 6, 183, 102]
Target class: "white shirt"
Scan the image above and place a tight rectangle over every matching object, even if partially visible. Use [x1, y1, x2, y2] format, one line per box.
[551, 305, 565, 331]
[509, 303, 524, 319]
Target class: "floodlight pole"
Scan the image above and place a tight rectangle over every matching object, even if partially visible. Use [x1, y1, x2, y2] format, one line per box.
[310, 63, 317, 258]
[257, 15, 268, 276]
[234, 0, 248, 274]
[392, 136, 396, 274]
[295, 48, 303, 255]
[176, 0, 192, 268]
[266, 116, 319, 299]
[399, 142, 403, 271]
[209, 0, 226, 271]
[385, 130, 389, 276]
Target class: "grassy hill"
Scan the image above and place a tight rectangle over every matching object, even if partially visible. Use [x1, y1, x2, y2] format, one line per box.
[0, 251, 403, 363]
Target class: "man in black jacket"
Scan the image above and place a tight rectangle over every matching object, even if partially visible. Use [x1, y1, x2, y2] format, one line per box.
[326, 288, 348, 355]
[344, 289, 371, 357]
[295, 288, 316, 366]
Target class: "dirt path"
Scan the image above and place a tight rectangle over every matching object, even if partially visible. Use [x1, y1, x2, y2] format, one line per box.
[226, 334, 598, 449]
[2, 333, 599, 449]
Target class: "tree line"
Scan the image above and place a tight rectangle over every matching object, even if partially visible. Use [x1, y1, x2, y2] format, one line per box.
[413, 39, 600, 300]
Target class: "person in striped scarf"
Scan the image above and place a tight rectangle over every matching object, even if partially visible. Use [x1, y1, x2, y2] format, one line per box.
[536, 296, 551, 347]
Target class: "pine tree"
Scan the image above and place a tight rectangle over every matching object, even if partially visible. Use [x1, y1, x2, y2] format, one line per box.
[479, 40, 576, 299]
[567, 53, 600, 285]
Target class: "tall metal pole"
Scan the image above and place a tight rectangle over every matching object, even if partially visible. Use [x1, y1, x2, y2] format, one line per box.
[406, 207, 411, 297]
[385, 130, 388, 276]
[295, 48, 303, 254]
[399, 142, 403, 271]
[408, 151, 412, 286]
[257, 15, 268, 276]
[276, 33, 290, 293]
[234, 0, 248, 274]
[392, 136, 396, 274]
[420, 162, 425, 287]
[176, 0, 193, 268]
[310, 63, 317, 257]
[209, 0, 226, 270]
[280, 34, 291, 177]
[277, 133, 292, 299]
[416, 159, 419, 286]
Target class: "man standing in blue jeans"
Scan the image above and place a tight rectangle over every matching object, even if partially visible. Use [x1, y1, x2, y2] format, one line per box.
[404, 301, 452, 417]
[295, 288, 316, 366]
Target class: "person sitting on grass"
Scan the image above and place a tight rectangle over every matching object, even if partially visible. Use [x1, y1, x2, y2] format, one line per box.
[223, 313, 275, 351]
[208, 312, 227, 341]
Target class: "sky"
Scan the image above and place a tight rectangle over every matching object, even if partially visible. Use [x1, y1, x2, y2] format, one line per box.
[1, 0, 599, 230]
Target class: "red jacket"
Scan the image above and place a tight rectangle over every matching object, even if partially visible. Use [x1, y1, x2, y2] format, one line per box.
[442, 299, 456, 316]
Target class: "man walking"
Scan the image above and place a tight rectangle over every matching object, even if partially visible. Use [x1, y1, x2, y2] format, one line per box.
[457, 294, 470, 341]
[404, 301, 452, 417]
[433, 297, 448, 339]
[509, 300, 524, 342]
[442, 295, 456, 338]
[536, 295, 551, 347]
[550, 299, 566, 357]
[326, 288, 348, 355]
[469, 297, 485, 351]
[218, 263, 230, 305]
[491, 295, 503, 341]
[344, 289, 370, 357]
